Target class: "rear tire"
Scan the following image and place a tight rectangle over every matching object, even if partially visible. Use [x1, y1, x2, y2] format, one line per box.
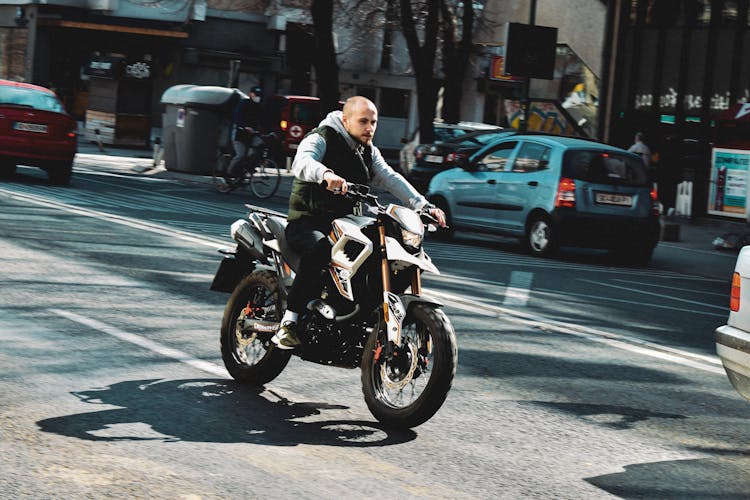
[250, 158, 281, 199]
[524, 214, 558, 257]
[220, 271, 291, 385]
[361, 304, 457, 429]
[0, 160, 16, 179]
[47, 160, 73, 186]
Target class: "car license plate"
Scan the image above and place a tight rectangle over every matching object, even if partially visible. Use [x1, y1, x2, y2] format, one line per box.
[13, 122, 47, 133]
[425, 154, 443, 163]
[595, 192, 632, 206]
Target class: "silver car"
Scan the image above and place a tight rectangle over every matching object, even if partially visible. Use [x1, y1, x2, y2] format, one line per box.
[426, 134, 661, 263]
[716, 246, 750, 401]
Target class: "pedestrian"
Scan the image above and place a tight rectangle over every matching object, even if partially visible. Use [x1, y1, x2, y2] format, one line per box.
[628, 131, 652, 167]
[271, 96, 446, 349]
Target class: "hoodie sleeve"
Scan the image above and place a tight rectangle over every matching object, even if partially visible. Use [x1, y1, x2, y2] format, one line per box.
[369, 146, 430, 211]
[290, 132, 333, 184]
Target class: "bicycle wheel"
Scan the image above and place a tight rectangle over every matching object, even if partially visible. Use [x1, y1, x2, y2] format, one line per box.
[212, 152, 239, 193]
[250, 158, 281, 199]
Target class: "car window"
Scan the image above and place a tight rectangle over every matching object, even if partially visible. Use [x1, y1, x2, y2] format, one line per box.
[0, 86, 64, 113]
[290, 102, 321, 124]
[477, 141, 518, 172]
[434, 128, 469, 142]
[511, 142, 552, 172]
[563, 150, 650, 186]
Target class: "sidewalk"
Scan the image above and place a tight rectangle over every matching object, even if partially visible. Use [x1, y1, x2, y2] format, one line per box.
[73, 140, 750, 256]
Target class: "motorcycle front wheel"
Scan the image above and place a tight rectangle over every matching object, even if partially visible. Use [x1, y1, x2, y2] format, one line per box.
[220, 271, 291, 385]
[361, 303, 457, 429]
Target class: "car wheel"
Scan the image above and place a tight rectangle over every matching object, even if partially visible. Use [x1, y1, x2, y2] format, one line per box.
[0, 160, 16, 179]
[47, 160, 73, 186]
[430, 198, 455, 240]
[524, 214, 558, 257]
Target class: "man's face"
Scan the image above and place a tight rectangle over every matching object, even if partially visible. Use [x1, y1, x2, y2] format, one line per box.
[343, 102, 377, 145]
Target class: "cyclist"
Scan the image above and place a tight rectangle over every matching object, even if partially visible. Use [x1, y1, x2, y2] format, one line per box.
[224, 86, 264, 182]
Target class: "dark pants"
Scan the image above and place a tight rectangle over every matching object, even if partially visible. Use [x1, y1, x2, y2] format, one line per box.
[285, 216, 333, 314]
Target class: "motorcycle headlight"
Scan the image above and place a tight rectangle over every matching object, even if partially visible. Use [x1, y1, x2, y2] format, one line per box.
[401, 227, 423, 249]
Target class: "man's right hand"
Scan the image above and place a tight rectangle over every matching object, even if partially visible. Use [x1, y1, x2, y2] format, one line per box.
[323, 171, 348, 195]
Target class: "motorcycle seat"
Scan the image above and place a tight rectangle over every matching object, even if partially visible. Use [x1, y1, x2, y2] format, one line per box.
[266, 216, 301, 272]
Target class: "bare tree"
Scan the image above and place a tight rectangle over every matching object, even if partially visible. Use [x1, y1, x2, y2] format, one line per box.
[311, 0, 341, 116]
[440, 0, 474, 123]
[400, 0, 441, 144]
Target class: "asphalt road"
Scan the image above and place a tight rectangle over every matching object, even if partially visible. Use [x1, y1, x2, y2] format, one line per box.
[1, 159, 749, 498]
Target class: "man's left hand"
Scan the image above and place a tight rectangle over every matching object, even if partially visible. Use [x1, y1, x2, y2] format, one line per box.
[428, 207, 447, 228]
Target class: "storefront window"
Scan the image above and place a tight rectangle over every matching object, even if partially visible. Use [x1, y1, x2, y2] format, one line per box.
[697, 0, 712, 25]
[379, 87, 409, 118]
[722, 0, 739, 24]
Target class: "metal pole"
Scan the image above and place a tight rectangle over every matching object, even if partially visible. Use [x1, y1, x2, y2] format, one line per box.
[521, 0, 537, 131]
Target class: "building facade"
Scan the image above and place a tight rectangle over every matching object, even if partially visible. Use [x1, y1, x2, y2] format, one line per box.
[601, 0, 750, 216]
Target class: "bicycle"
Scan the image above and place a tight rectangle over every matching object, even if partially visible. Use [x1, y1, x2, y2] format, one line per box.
[212, 131, 283, 199]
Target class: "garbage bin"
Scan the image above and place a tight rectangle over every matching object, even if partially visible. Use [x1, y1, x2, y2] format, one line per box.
[159, 85, 240, 174]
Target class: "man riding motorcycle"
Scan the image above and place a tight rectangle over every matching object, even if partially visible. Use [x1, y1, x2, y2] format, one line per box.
[272, 95, 446, 349]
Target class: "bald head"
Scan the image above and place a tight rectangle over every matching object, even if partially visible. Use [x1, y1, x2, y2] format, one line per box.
[342, 96, 378, 145]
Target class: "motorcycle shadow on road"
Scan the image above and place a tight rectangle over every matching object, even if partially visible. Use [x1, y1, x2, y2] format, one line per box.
[36, 378, 416, 447]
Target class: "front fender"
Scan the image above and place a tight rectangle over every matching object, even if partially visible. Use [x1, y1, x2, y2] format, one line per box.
[385, 236, 440, 274]
[399, 293, 444, 314]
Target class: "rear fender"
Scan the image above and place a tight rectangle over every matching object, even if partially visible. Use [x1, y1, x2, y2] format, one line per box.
[210, 250, 254, 293]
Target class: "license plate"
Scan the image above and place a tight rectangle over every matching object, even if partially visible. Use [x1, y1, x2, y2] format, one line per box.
[13, 122, 48, 133]
[425, 154, 443, 163]
[595, 192, 632, 206]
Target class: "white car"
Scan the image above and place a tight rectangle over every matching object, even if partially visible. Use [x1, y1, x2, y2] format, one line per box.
[399, 121, 501, 175]
[716, 246, 750, 400]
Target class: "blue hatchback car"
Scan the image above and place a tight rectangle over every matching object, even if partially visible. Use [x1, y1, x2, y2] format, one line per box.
[426, 134, 661, 263]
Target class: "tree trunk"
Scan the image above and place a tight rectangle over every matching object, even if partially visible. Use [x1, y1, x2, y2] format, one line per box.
[440, 0, 473, 124]
[311, 0, 340, 118]
[400, 0, 440, 144]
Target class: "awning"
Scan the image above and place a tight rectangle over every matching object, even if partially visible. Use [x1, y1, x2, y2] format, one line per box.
[38, 19, 188, 38]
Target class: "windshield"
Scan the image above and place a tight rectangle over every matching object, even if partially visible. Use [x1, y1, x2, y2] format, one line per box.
[0, 86, 64, 113]
[563, 150, 651, 187]
[290, 102, 321, 124]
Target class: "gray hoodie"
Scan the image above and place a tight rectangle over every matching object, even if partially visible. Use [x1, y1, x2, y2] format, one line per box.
[291, 110, 429, 211]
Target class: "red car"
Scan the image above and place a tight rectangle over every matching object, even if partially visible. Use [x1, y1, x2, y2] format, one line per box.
[0, 79, 77, 185]
[265, 95, 322, 157]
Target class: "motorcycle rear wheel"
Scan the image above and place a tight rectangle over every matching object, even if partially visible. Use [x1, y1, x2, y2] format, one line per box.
[220, 271, 291, 385]
[361, 303, 457, 429]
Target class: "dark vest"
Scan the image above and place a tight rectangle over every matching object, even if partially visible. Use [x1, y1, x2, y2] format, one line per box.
[288, 126, 373, 221]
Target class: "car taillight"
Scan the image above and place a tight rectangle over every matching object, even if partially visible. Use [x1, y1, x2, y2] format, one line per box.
[280, 120, 288, 131]
[445, 152, 466, 164]
[556, 177, 576, 208]
[731, 272, 741, 312]
[650, 187, 660, 215]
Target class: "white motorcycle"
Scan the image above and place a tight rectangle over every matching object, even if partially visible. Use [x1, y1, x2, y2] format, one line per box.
[210, 183, 457, 429]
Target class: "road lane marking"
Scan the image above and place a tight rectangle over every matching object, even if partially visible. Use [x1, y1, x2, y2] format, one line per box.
[0, 188, 229, 250]
[503, 271, 533, 306]
[428, 289, 725, 374]
[5, 188, 725, 375]
[579, 278, 728, 311]
[613, 278, 728, 298]
[50, 309, 229, 378]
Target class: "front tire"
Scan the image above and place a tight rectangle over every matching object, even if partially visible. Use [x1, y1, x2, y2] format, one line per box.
[220, 271, 291, 385]
[361, 303, 457, 429]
